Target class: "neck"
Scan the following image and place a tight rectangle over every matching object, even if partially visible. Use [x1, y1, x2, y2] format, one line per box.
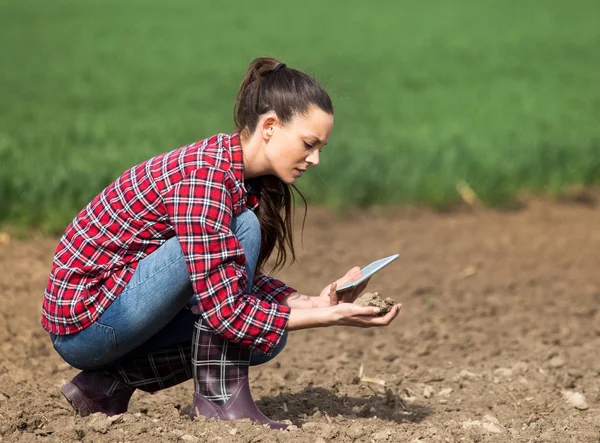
[240, 129, 271, 179]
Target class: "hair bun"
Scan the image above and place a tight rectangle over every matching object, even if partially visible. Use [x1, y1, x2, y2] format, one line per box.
[271, 63, 286, 74]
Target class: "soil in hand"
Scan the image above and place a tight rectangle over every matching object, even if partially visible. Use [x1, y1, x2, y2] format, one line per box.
[354, 292, 395, 316]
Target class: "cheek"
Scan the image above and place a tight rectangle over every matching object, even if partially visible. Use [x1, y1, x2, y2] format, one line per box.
[268, 133, 304, 167]
[265, 140, 290, 166]
[276, 137, 300, 161]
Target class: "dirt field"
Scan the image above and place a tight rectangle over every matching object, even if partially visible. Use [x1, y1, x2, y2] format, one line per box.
[1, 200, 599, 442]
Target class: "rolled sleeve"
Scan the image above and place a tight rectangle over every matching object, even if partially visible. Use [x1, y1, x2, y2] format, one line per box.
[252, 273, 297, 304]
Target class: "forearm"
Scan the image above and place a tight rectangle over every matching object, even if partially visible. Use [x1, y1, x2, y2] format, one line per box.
[285, 307, 331, 331]
[280, 291, 317, 309]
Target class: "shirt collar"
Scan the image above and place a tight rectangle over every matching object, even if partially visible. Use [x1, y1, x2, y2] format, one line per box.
[228, 130, 259, 211]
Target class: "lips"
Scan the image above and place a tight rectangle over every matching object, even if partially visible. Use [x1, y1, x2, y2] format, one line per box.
[294, 168, 306, 177]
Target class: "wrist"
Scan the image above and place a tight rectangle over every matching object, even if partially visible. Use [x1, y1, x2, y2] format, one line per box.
[315, 306, 336, 327]
[285, 306, 333, 331]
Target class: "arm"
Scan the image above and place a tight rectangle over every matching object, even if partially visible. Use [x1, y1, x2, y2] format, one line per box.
[251, 272, 317, 309]
[250, 274, 403, 329]
[280, 267, 373, 309]
[164, 168, 291, 355]
[280, 291, 319, 309]
[286, 302, 404, 331]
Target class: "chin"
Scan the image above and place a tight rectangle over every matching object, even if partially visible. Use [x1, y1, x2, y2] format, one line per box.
[274, 172, 296, 184]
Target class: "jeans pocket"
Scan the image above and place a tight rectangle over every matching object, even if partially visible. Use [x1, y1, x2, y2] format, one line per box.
[92, 321, 118, 352]
[54, 322, 118, 370]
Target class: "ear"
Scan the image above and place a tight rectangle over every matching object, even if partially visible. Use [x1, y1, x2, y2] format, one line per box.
[260, 112, 279, 142]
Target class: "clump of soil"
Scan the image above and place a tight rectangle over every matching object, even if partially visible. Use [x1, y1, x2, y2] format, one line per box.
[354, 292, 395, 316]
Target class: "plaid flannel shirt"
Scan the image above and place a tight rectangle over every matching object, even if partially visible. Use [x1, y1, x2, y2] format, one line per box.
[42, 131, 295, 355]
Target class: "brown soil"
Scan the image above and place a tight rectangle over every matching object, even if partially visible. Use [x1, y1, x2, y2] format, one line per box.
[354, 292, 396, 316]
[1, 199, 600, 442]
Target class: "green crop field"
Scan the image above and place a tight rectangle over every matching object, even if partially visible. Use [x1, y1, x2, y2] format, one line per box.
[1, 0, 599, 232]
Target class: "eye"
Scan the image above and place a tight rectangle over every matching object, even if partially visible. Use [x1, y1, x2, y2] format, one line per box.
[303, 141, 314, 149]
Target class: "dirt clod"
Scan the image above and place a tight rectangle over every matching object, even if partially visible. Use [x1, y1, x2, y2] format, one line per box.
[354, 292, 395, 315]
[549, 355, 566, 368]
[562, 390, 589, 410]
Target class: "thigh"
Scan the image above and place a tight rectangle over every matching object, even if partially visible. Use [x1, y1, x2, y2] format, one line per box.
[100, 236, 195, 356]
[53, 236, 194, 369]
[50, 321, 118, 370]
[122, 307, 197, 358]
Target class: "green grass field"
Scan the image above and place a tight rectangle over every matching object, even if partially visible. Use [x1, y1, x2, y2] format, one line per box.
[1, 0, 599, 232]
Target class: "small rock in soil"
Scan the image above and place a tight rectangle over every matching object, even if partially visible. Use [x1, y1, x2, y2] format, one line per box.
[87, 416, 112, 434]
[512, 362, 529, 374]
[438, 388, 453, 397]
[372, 428, 394, 441]
[562, 390, 589, 410]
[494, 367, 513, 378]
[345, 422, 367, 439]
[462, 415, 504, 434]
[549, 356, 566, 368]
[454, 369, 479, 380]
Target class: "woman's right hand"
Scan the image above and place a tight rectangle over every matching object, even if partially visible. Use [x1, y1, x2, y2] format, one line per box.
[327, 302, 402, 327]
[285, 301, 402, 331]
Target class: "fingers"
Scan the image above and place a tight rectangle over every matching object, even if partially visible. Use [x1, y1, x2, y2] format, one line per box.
[340, 278, 370, 304]
[328, 282, 339, 306]
[354, 303, 402, 327]
[349, 304, 381, 317]
[338, 287, 357, 304]
[346, 266, 361, 276]
[376, 304, 402, 325]
[356, 280, 368, 294]
[343, 266, 362, 283]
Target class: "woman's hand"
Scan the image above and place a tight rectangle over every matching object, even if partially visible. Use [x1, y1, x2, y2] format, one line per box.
[312, 267, 371, 308]
[285, 302, 402, 331]
[328, 302, 402, 327]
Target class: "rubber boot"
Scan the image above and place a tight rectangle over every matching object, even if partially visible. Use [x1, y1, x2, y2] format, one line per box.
[189, 318, 287, 430]
[60, 370, 135, 417]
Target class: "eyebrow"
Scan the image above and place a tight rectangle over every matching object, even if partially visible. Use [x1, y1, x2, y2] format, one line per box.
[308, 135, 327, 146]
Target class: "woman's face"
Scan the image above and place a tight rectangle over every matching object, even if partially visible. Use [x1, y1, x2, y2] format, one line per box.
[264, 105, 334, 184]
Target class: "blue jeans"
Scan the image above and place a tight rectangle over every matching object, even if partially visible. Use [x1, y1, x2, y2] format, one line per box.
[50, 209, 287, 370]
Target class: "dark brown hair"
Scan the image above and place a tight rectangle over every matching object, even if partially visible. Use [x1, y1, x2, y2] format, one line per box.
[234, 57, 333, 274]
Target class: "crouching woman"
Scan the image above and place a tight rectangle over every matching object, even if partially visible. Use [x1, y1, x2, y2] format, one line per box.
[42, 57, 402, 430]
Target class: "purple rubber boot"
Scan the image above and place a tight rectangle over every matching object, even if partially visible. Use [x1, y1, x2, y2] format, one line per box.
[60, 370, 135, 417]
[189, 318, 287, 430]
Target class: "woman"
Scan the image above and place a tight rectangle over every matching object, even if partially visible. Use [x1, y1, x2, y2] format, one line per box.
[42, 57, 402, 430]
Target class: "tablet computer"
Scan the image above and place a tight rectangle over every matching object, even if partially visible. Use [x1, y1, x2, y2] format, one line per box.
[335, 253, 400, 293]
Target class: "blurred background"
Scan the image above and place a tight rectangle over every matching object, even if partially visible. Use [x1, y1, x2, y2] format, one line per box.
[1, 0, 599, 232]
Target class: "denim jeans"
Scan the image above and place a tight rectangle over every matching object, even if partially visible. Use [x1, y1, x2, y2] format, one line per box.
[50, 209, 287, 370]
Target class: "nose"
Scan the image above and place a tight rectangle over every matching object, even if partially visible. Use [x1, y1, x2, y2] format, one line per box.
[306, 149, 320, 167]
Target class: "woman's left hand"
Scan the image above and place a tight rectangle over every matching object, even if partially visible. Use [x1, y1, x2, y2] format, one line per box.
[311, 267, 371, 308]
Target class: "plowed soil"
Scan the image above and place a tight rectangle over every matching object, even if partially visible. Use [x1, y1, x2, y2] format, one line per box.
[1, 200, 599, 442]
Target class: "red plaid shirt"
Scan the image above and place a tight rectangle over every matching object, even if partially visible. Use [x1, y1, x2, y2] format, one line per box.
[42, 131, 294, 355]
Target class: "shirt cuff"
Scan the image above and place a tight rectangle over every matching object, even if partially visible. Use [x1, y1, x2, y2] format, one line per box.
[249, 303, 291, 355]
